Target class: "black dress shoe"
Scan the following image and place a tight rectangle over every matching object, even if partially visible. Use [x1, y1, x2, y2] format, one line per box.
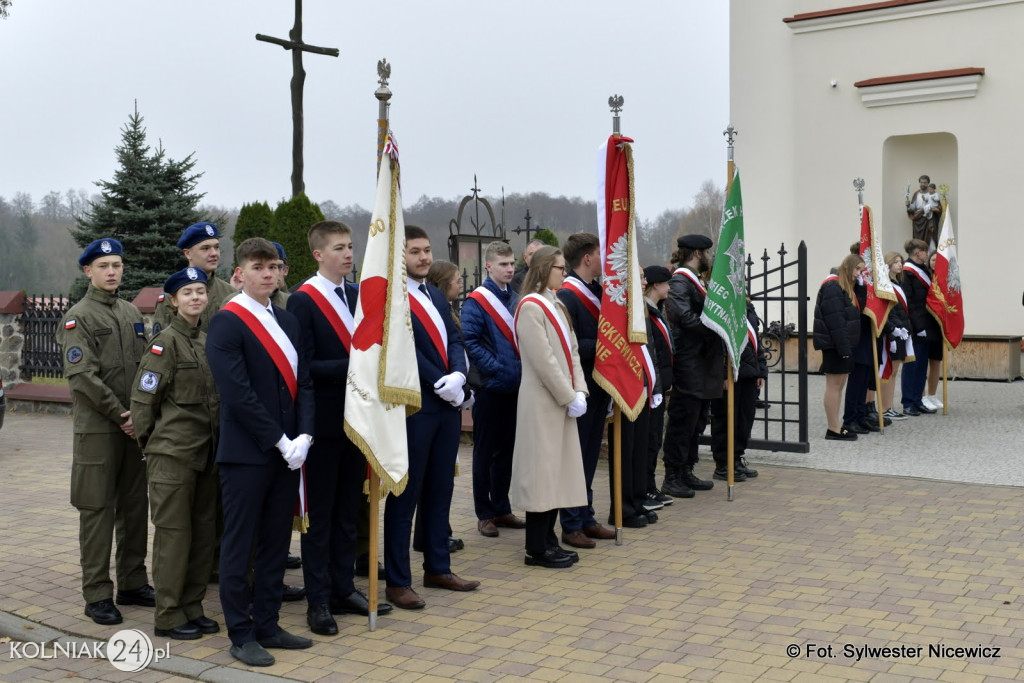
[643, 511, 658, 524]
[116, 584, 156, 607]
[307, 604, 338, 635]
[903, 405, 921, 416]
[285, 553, 302, 569]
[281, 584, 306, 602]
[448, 536, 465, 552]
[190, 616, 220, 634]
[331, 589, 394, 616]
[155, 622, 202, 640]
[551, 546, 579, 563]
[258, 629, 313, 650]
[355, 556, 386, 579]
[524, 549, 573, 568]
[621, 515, 648, 528]
[230, 641, 275, 667]
[713, 468, 747, 482]
[858, 420, 880, 433]
[843, 422, 869, 434]
[681, 469, 714, 491]
[737, 458, 759, 478]
[84, 599, 122, 625]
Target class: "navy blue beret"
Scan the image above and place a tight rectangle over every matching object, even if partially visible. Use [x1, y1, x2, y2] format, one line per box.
[176, 222, 220, 250]
[676, 234, 714, 250]
[643, 265, 671, 284]
[271, 241, 287, 261]
[78, 238, 124, 267]
[164, 266, 209, 295]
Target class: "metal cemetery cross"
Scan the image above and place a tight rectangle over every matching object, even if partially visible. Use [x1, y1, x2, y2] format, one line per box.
[448, 176, 506, 300]
[256, 0, 339, 197]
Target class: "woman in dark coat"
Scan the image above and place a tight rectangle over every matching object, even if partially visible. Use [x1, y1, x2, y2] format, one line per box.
[880, 252, 912, 420]
[813, 254, 864, 440]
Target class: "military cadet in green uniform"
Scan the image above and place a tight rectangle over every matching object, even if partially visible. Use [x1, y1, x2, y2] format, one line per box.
[56, 238, 153, 626]
[152, 222, 234, 334]
[131, 267, 221, 640]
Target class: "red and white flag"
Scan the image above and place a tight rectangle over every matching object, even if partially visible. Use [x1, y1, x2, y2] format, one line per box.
[927, 203, 965, 348]
[343, 133, 421, 496]
[593, 134, 648, 419]
[859, 204, 896, 335]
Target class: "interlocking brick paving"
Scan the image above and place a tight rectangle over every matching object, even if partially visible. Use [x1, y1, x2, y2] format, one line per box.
[1, 380, 1022, 682]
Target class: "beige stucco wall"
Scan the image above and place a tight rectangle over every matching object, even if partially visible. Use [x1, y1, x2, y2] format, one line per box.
[731, 0, 1024, 335]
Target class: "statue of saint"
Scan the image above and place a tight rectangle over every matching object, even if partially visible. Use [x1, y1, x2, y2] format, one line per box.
[906, 174, 940, 247]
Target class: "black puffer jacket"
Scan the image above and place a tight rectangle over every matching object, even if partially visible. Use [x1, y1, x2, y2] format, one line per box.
[739, 302, 769, 381]
[665, 268, 724, 399]
[813, 278, 860, 357]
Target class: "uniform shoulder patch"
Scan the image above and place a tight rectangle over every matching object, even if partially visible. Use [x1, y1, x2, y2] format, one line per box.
[134, 322, 146, 338]
[152, 323, 162, 335]
[66, 347, 83, 364]
[64, 319, 77, 329]
[139, 371, 160, 392]
[157, 293, 165, 302]
[150, 345, 164, 356]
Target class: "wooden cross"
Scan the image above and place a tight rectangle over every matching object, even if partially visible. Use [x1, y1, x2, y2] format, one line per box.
[256, 0, 339, 197]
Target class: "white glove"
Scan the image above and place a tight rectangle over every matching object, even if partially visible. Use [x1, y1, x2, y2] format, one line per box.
[651, 393, 663, 409]
[283, 434, 312, 470]
[889, 340, 897, 353]
[895, 327, 909, 340]
[433, 372, 467, 403]
[447, 388, 466, 408]
[567, 392, 588, 419]
[916, 329, 926, 337]
[458, 389, 475, 410]
[275, 434, 294, 455]
[606, 397, 614, 419]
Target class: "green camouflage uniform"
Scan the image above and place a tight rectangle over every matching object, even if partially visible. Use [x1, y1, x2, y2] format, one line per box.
[56, 284, 150, 604]
[131, 314, 220, 630]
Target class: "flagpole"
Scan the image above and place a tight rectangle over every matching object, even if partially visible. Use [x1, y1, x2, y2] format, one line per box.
[939, 196, 950, 415]
[724, 125, 738, 501]
[854, 179, 885, 434]
[366, 59, 392, 632]
[610, 94, 625, 543]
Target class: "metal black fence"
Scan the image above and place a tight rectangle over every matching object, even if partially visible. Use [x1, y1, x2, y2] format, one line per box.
[20, 294, 75, 380]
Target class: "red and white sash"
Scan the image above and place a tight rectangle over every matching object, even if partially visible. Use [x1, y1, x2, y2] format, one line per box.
[903, 262, 931, 287]
[223, 294, 298, 399]
[297, 275, 355, 353]
[651, 314, 673, 364]
[561, 276, 601, 319]
[409, 284, 449, 371]
[467, 286, 519, 355]
[515, 293, 574, 373]
[746, 319, 759, 354]
[893, 283, 909, 314]
[673, 267, 707, 296]
[640, 345, 656, 406]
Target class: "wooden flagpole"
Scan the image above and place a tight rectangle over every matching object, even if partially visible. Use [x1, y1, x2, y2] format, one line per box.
[610, 95, 624, 544]
[724, 125, 736, 501]
[366, 58, 392, 632]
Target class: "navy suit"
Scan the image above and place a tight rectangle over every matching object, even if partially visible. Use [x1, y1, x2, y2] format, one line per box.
[384, 282, 467, 588]
[287, 280, 364, 607]
[556, 273, 607, 532]
[207, 301, 314, 647]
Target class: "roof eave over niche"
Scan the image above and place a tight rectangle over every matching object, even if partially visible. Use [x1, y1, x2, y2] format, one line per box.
[783, 0, 1022, 33]
[854, 68, 984, 107]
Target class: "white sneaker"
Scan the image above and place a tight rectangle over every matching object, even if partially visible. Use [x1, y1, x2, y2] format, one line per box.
[923, 395, 943, 410]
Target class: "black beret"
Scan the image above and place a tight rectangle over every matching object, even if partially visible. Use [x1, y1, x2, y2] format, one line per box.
[78, 238, 123, 266]
[643, 265, 671, 284]
[164, 266, 209, 295]
[676, 234, 713, 250]
[177, 222, 219, 250]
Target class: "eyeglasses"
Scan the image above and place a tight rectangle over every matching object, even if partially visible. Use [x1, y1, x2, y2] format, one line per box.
[551, 265, 566, 272]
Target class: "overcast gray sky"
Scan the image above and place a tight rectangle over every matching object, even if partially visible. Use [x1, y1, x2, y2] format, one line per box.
[1, 1, 728, 221]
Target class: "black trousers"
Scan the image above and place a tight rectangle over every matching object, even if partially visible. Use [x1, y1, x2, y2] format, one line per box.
[710, 377, 757, 469]
[662, 393, 708, 472]
[524, 510, 560, 556]
[646, 400, 667, 492]
[843, 362, 871, 426]
[300, 436, 364, 606]
[471, 389, 517, 520]
[607, 404, 651, 520]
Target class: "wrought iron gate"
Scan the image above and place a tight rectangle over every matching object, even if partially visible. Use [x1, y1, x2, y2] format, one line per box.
[20, 294, 75, 380]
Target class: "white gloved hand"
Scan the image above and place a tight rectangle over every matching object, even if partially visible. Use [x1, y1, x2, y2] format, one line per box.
[606, 397, 615, 419]
[447, 388, 466, 408]
[567, 392, 588, 419]
[917, 329, 926, 337]
[651, 393, 663, 409]
[458, 389, 475, 410]
[283, 434, 313, 470]
[275, 434, 293, 455]
[433, 372, 467, 403]
[897, 327, 910, 340]
[889, 340, 897, 353]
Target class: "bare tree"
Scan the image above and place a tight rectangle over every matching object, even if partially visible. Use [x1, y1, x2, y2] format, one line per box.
[687, 179, 725, 242]
[0, 0, 11, 19]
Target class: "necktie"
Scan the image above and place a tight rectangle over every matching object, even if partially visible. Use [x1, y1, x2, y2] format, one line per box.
[266, 306, 276, 320]
[335, 285, 347, 308]
[419, 283, 428, 296]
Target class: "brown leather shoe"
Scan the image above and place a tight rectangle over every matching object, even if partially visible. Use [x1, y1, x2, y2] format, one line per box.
[561, 529, 596, 549]
[582, 523, 616, 540]
[423, 573, 480, 592]
[385, 586, 425, 610]
[493, 513, 526, 529]
[477, 519, 499, 537]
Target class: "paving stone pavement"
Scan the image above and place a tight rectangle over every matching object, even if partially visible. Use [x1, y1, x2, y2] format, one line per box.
[1, 377, 1023, 682]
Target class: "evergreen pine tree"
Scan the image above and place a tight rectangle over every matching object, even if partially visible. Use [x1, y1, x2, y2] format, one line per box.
[232, 201, 275, 266]
[71, 104, 208, 299]
[534, 228, 560, 248]
[269, 194, 324, 288]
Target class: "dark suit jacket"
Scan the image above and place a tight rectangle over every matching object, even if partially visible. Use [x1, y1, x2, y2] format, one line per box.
[286, 281, 358, 439]
[207, 302, 315, 464]
[556, 272, 601, 395]
[411, 282, 467, 414]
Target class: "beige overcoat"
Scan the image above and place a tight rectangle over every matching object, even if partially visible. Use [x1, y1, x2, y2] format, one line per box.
[509, 290, 589, 512]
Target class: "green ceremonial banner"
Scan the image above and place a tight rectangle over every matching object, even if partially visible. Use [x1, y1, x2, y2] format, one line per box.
[701, 168, 748, 376]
